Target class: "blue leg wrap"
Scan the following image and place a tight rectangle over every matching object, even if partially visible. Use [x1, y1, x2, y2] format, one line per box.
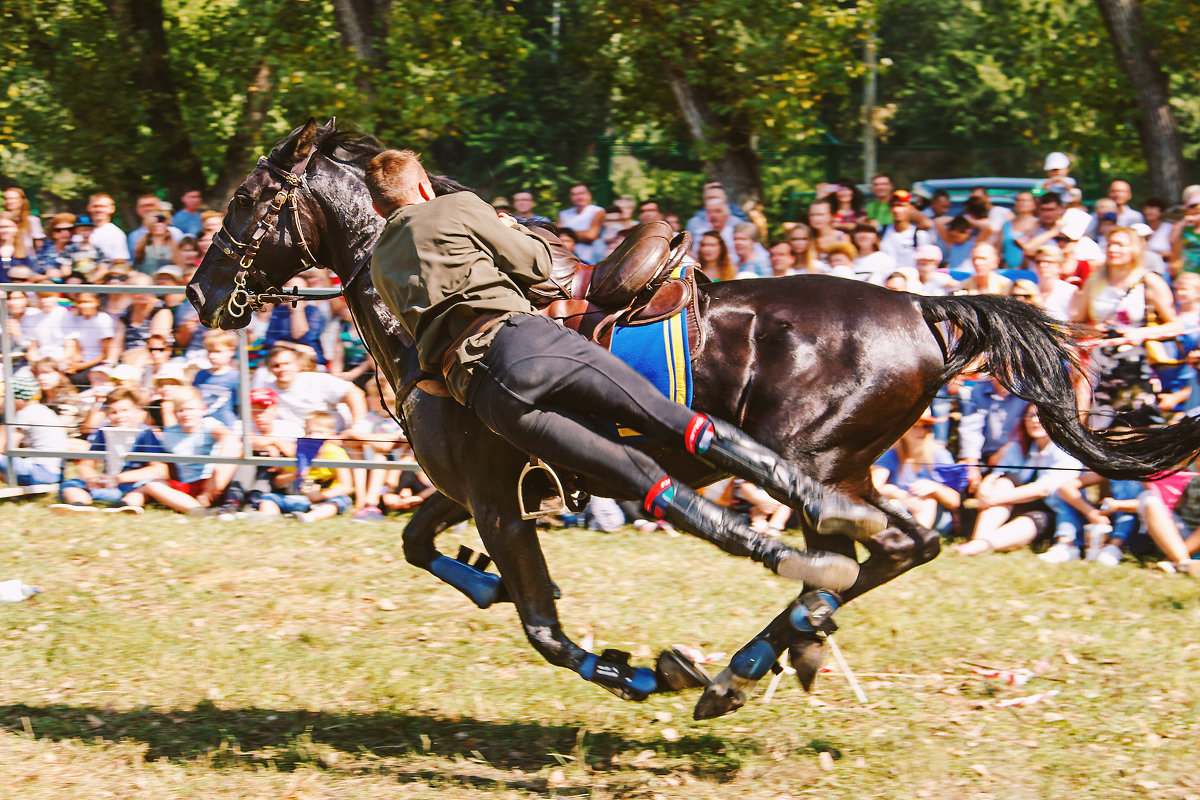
[430, 555, 503, 609]
[730, 639, 780, 681]
[579, 652, 659, 699]
[788, 590, 841, 633]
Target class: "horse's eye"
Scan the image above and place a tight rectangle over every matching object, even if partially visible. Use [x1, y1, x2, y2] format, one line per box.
[234, 194, 253, 207]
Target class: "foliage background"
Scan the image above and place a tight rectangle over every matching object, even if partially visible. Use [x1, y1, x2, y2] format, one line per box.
[1, 0, 1197, 226]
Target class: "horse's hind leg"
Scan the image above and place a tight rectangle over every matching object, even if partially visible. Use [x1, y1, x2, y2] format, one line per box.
[473, 502, 709, 702]
[401, 491, 509, 609]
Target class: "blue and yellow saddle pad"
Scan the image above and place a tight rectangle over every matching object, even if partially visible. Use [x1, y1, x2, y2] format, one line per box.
[606, 283, 693, 440]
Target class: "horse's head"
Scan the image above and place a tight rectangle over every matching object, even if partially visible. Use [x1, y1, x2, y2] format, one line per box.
[187, 118, 336, 329]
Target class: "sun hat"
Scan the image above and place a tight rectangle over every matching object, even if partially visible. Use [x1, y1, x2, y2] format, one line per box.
[1043, 152, 1070, 171]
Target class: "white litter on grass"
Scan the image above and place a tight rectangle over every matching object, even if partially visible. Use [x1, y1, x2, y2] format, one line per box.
[0, 580, 38, 602]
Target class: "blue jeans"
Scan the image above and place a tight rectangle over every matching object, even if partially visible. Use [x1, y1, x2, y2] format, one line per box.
[1, 458, 61, 486]
[59, 477, 139, 505]
[256, 492, 351, 515]
[1108, 480, 1144, 544]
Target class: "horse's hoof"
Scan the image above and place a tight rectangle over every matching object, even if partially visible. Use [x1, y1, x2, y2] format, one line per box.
[774, 552, 859, 592]
[693, 683, 746, 720]
[788, 638, 828, 692]
[655, 648, 712, 692]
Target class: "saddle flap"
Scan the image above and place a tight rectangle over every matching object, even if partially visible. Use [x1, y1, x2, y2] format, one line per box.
[587, 220, 674, 308]
[624, 278, 692, 326]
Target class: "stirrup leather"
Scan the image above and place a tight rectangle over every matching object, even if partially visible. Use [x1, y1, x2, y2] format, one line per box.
[517, 458, 589, 520]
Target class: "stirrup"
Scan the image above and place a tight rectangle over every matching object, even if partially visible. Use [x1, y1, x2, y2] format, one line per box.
[517, 458, 589, 520]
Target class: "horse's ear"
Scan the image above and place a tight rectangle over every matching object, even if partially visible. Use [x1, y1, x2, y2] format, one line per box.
[324, 116, 337, 130]
[292, 118, 320, 162]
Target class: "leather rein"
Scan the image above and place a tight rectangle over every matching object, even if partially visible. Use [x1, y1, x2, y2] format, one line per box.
[210, 153, 367, 313]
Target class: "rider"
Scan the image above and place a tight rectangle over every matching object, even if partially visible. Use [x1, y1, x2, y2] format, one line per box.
[365, 149, 887, 592]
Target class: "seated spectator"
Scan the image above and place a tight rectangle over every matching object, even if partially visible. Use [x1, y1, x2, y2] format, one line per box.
[4, 290, 35, 360]
[696, 231, 737, 281]
[879, 190, 933, 268]
[939, 215, 979, 271]
[1129, 472, 1200, 574]
[787, 223, 817, 273]
[732, 221, 771, 277]
[192, 330, 240, 428]
[147, 361, 191, 429]
[30, 358, 83, 440]
[823, 241, 859, 279]
[955, 242, 1012, 296]
[1001, 191, 1039, 269]
[1030, 244, 1077, 321]
[871, 409, 962, 534]
[601, 196, 637, 253]
[828, 180, 866, 233]
[381, 461, 437, 514]
[882, 269, 918, 291]
[327, 298, 375, 389]
[957, 407, 1084, 556]
[109, 272, 173, 364]
[764, 240, 797, 277]
[153, 264, 200, 357]
[807, 198, 848, 267]
[126, 386, 238, 514]
[171, 189, 205, 237]
[253, 344, 366, 433]
[262, 277, 327, 365]
[958, 376, 1029, 493]
[341, 379, 405, 520]
[53, 387, 166, 513]
[912, 244, 956, 295]
[1141, 196, 1173, 258]
[61, 292, 114, 385]
[736, 480, 794, 537]
[0, 374, 66, 486]
[250, 410, 353, 522]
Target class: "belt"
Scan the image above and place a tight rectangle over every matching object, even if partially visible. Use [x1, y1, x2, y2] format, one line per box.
[440, 311, 509, 380]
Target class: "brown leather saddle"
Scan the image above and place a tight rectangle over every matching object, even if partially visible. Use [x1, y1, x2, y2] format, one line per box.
[530, 220, 707, 354]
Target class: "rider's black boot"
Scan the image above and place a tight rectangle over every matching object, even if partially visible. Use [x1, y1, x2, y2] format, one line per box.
[686, 416, 887, 540]
[646, 480, 860, 592]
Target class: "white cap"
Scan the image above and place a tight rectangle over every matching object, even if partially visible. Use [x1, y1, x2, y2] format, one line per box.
[153, 264, 184, 281]
[109, 363, 141, 383]
[915, 244, 944, 263]
[153, 363, 187, 384]
[1043, 152, 1070, 171]
[1058, 207, 1092, 241]
[1130, 222, 1153, 238]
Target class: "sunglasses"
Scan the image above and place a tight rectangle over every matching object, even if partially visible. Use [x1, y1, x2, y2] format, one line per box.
[1011, 293, 1037, 300]
[54, 227, 74, 232]
[148, 346, 168, 352]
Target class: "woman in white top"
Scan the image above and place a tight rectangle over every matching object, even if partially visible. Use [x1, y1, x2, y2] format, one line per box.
[1030, 244, 1077, 321]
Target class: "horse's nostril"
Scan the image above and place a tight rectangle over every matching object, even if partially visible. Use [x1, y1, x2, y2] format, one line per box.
[186, 283, 204, 307]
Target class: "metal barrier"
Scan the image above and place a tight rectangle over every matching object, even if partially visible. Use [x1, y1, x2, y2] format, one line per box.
[0, 281, 420, 491]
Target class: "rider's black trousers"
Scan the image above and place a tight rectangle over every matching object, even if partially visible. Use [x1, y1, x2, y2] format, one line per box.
[465, 313, 697, 503]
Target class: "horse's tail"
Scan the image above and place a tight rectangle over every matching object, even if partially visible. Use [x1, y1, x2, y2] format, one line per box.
[918, 293, 1200, 480]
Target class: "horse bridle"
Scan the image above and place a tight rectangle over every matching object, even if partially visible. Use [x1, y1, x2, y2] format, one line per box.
[211, 153, 338, 315]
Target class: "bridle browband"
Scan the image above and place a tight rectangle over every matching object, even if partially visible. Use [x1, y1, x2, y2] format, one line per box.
[212, 151, 364, 313]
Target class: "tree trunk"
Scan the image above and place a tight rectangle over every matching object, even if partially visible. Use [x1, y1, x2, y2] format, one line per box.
[329, 0, 392, 100]
[208, 62, 275, 206]
[1094, 0, 1186, 202]
[125, 0, 207, 201]
[662, 63, 763, 210]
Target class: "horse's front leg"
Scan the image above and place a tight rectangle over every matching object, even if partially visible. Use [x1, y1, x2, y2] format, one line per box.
[473, 500, 710, 702]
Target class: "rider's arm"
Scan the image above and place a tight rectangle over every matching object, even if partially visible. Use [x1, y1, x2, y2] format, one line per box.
[468, 197, 553, 287]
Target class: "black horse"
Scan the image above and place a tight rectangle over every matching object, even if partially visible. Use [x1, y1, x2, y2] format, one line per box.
[187, 120, 1200, 719]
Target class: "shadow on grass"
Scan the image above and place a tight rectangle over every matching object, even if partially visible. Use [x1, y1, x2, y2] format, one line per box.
[0, 701, 747, 788]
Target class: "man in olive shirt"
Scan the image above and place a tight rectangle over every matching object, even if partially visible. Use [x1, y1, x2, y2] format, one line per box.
[367, 149, 884, 594]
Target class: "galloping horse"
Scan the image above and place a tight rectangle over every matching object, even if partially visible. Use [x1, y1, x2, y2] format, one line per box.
[188, 120, 1200, 719]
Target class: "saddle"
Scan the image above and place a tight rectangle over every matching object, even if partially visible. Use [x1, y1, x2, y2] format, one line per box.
[530, 221, 707, 354]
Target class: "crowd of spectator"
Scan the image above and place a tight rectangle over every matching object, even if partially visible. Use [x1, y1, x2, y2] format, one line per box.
[2, 153, 1199, 573]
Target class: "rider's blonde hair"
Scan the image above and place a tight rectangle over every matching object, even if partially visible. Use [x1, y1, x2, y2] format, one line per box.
[365, 149, 427, 211]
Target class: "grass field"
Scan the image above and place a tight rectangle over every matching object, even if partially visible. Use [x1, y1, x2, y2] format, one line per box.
[1, 499, 1198, 799]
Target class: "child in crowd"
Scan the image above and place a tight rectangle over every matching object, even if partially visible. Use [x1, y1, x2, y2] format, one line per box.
[250, 410, 353, 522]
[192, 330, 240, 428]
[0, 374, 66, 486]
[54, 387, 165, 513]
[127, 386, 238, 513]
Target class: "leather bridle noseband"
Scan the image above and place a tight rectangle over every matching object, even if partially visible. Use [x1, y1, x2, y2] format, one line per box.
[211, 153, 335, 315]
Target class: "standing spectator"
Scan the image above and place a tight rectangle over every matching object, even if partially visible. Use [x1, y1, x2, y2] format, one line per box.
[85, 193, 131, 264]
[958, 376, 1029, 493]
[787, 223, 817, 273]
[1041, 152, 1076, 200]
[637, 200, 664, 224]
[1107, 180, 1144, 227]
[327, 299, 375, 389]
[171, 189, 205, 237]
[1000, 191, 1039, 268]
[968, 186, 1013, 247]
[879, 190, 933, 268]
[852, 222, 896, 282]
[731, 221, 771, 277]
[253, 344, 366, 433]
[828, 180, 866, 233]
[1141, 196, 1173, 258]
[127, 194, 184, 255]
[133, 212, 181, 275]
[864, 174, 895, 227]
[3, 187, 44, 253]
[61, 292, 114, 384]
[957, 407, 1084, 556]
[1170, 193, 1200, 277]
[0, 374, 65, 486]
[688, 196, 738, 261]
[109, 272, 173, 364]
[22, 291, 71, 362]
[557, 183, 607, 265]
[695, 231, 736, 281]
[261, 276, 326, 365]
[1030, 244, 1077, 321]
[601, 196, 638, 253]
[0, 211, 34, 280]
[807, 198, 848, 267]
[955, 243, 1012, 296]
[4, 290, 36, 358]
[766, 240, 797, 277]
[911, 244, 956, 295]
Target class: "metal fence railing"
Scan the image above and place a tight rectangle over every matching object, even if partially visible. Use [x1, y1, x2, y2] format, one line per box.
[0, 282, 420, 492]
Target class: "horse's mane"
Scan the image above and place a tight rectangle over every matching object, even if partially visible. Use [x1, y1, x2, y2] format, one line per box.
[316, 126, 480, 199]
